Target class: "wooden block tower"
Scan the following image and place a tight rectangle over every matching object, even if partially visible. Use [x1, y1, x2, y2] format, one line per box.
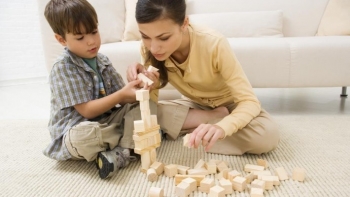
[133, 89, 161, 173]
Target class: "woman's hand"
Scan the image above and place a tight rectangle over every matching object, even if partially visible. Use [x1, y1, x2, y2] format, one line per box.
[126, 62, 160, 90]
[126, 62, 146, 82]
[188, 124, 225, 152]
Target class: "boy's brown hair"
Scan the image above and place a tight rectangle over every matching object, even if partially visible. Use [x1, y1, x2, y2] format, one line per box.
[44, 0, 98, 39]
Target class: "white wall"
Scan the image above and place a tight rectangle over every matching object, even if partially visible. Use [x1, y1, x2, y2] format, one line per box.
[0, 0, 48, 86]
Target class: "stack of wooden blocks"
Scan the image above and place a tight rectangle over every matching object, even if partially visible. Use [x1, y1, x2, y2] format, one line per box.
[133, 89, 161, 174]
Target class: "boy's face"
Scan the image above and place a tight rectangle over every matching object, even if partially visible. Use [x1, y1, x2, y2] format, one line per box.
[55, 26, 101, 59]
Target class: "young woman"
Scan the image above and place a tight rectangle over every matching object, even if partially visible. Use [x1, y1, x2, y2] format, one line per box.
[127, 0, 280, 155]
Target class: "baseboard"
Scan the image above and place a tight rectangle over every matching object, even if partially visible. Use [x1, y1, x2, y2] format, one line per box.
[0, 76, 49, 87]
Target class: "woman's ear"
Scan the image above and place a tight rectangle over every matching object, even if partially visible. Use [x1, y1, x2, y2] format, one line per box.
[54, 34, 67, 46]
[182, 16, 189, 32]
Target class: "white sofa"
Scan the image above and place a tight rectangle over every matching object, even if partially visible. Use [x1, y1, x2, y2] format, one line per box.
[38, 0, 350, 99]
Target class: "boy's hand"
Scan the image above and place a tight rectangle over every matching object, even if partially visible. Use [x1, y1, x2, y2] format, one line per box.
[120, 79, 143, 103]
[188, 124, 225, 152]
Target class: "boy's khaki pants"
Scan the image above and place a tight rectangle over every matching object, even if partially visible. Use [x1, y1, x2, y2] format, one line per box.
[64, 102, 157, 162]
[157, 99, 280, 155]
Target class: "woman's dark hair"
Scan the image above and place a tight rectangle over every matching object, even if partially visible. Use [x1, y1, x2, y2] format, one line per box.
[136, 0, 186, 88]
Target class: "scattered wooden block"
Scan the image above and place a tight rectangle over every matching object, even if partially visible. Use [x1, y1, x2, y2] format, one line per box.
[187, 168, 209, 175]
[177, 165, 190, 175]
[251, 179, 266, 190]
[292, 167, 306, 182]
[147, 168, 158, 182]
[275, 167, 289, 181]
[252, 170, 272, 179]
[217, 161, 229, 172]
[260, 175, 274, 190]
[244, 164, 264, 172]
[250, 188, 264, 197]
[208, 185, 225, 197]
[232, 176, 247, 192]
[227, 170, 241, 182]
[256, 159, 269, 168]
[176, 181, 191, 197]
[149, 186, 164, 197]
[150, 161, 164, 175]
[194, 159, 206, 169]
[244, 172, 255, 184]
[218, 178, 233, 194]
[198, 178, 215, 193]
[182, 177, 197, 192]
[164, 164, 178, 177]
[205, 161, 217, 174]
[174, 174, 205, 186]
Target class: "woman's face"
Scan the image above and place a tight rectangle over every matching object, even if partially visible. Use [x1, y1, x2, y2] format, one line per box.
[138, 18, 184, 61]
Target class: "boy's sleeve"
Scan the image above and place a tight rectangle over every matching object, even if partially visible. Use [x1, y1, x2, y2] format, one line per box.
[50, 62, 92, 110]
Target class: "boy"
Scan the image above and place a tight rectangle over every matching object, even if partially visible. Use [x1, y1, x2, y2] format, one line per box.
[43, 0, 150, 179]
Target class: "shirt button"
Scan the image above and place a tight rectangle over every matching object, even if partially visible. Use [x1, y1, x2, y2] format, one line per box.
[89, 83, 92, 87]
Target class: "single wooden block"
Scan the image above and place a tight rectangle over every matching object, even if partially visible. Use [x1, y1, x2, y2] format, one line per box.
[150, 161, 164, 175]
[205, 161, 217, 174]
[140, 100, 150, 110]
[175, 181, 191, 197]
[150, 148, 156, 164]
[217, 161, 229, 172]
[275, 167, 289, 181]
[244, 164, 264, 172]
[174, 174, 205, 186]
[177, 165, 190, 175]
[260, 175, 274, 190]
[134, 120, 145, 133]
[138, 73, 154, 86]
[150, 115, 158, 127]
[209, 185, 225, 197]
[133, 130, 159, 141]
[250, 188, 264, 197]
[187, 168, 208, 175]
[182, 177, 197, 192]
[194, 159, 206, 169]
[183, 133, 191, 148]
[136, 89, 150, 101]
[218, 178, 233, 194]
[141, 151, 151, 173]
[256, 159, 269, 168]
[244, 172, 255, 184]
[147, 65, 159, 72]
[251, 179, 266, 190]
[199, 178, 215, 193]
[292, 167, 306, 182]
[252, 170, 272, 179]
[228, 170, 241, 182]
[147, 168, 158, 182]
[164, 164, 178, 177]
[232, 176, 247, 192]
[149, 186, 164, 197]
[141, 109, 151, 128]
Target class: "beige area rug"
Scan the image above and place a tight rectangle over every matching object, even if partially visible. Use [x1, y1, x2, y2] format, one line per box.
[0, 115, 350, 197]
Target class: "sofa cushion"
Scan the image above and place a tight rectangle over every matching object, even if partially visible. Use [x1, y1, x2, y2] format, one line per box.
[89, 0, 125, 43]
[316, 0, 350, 36]
[189, 11, 284, 37]
[123, 0, 141, 41]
